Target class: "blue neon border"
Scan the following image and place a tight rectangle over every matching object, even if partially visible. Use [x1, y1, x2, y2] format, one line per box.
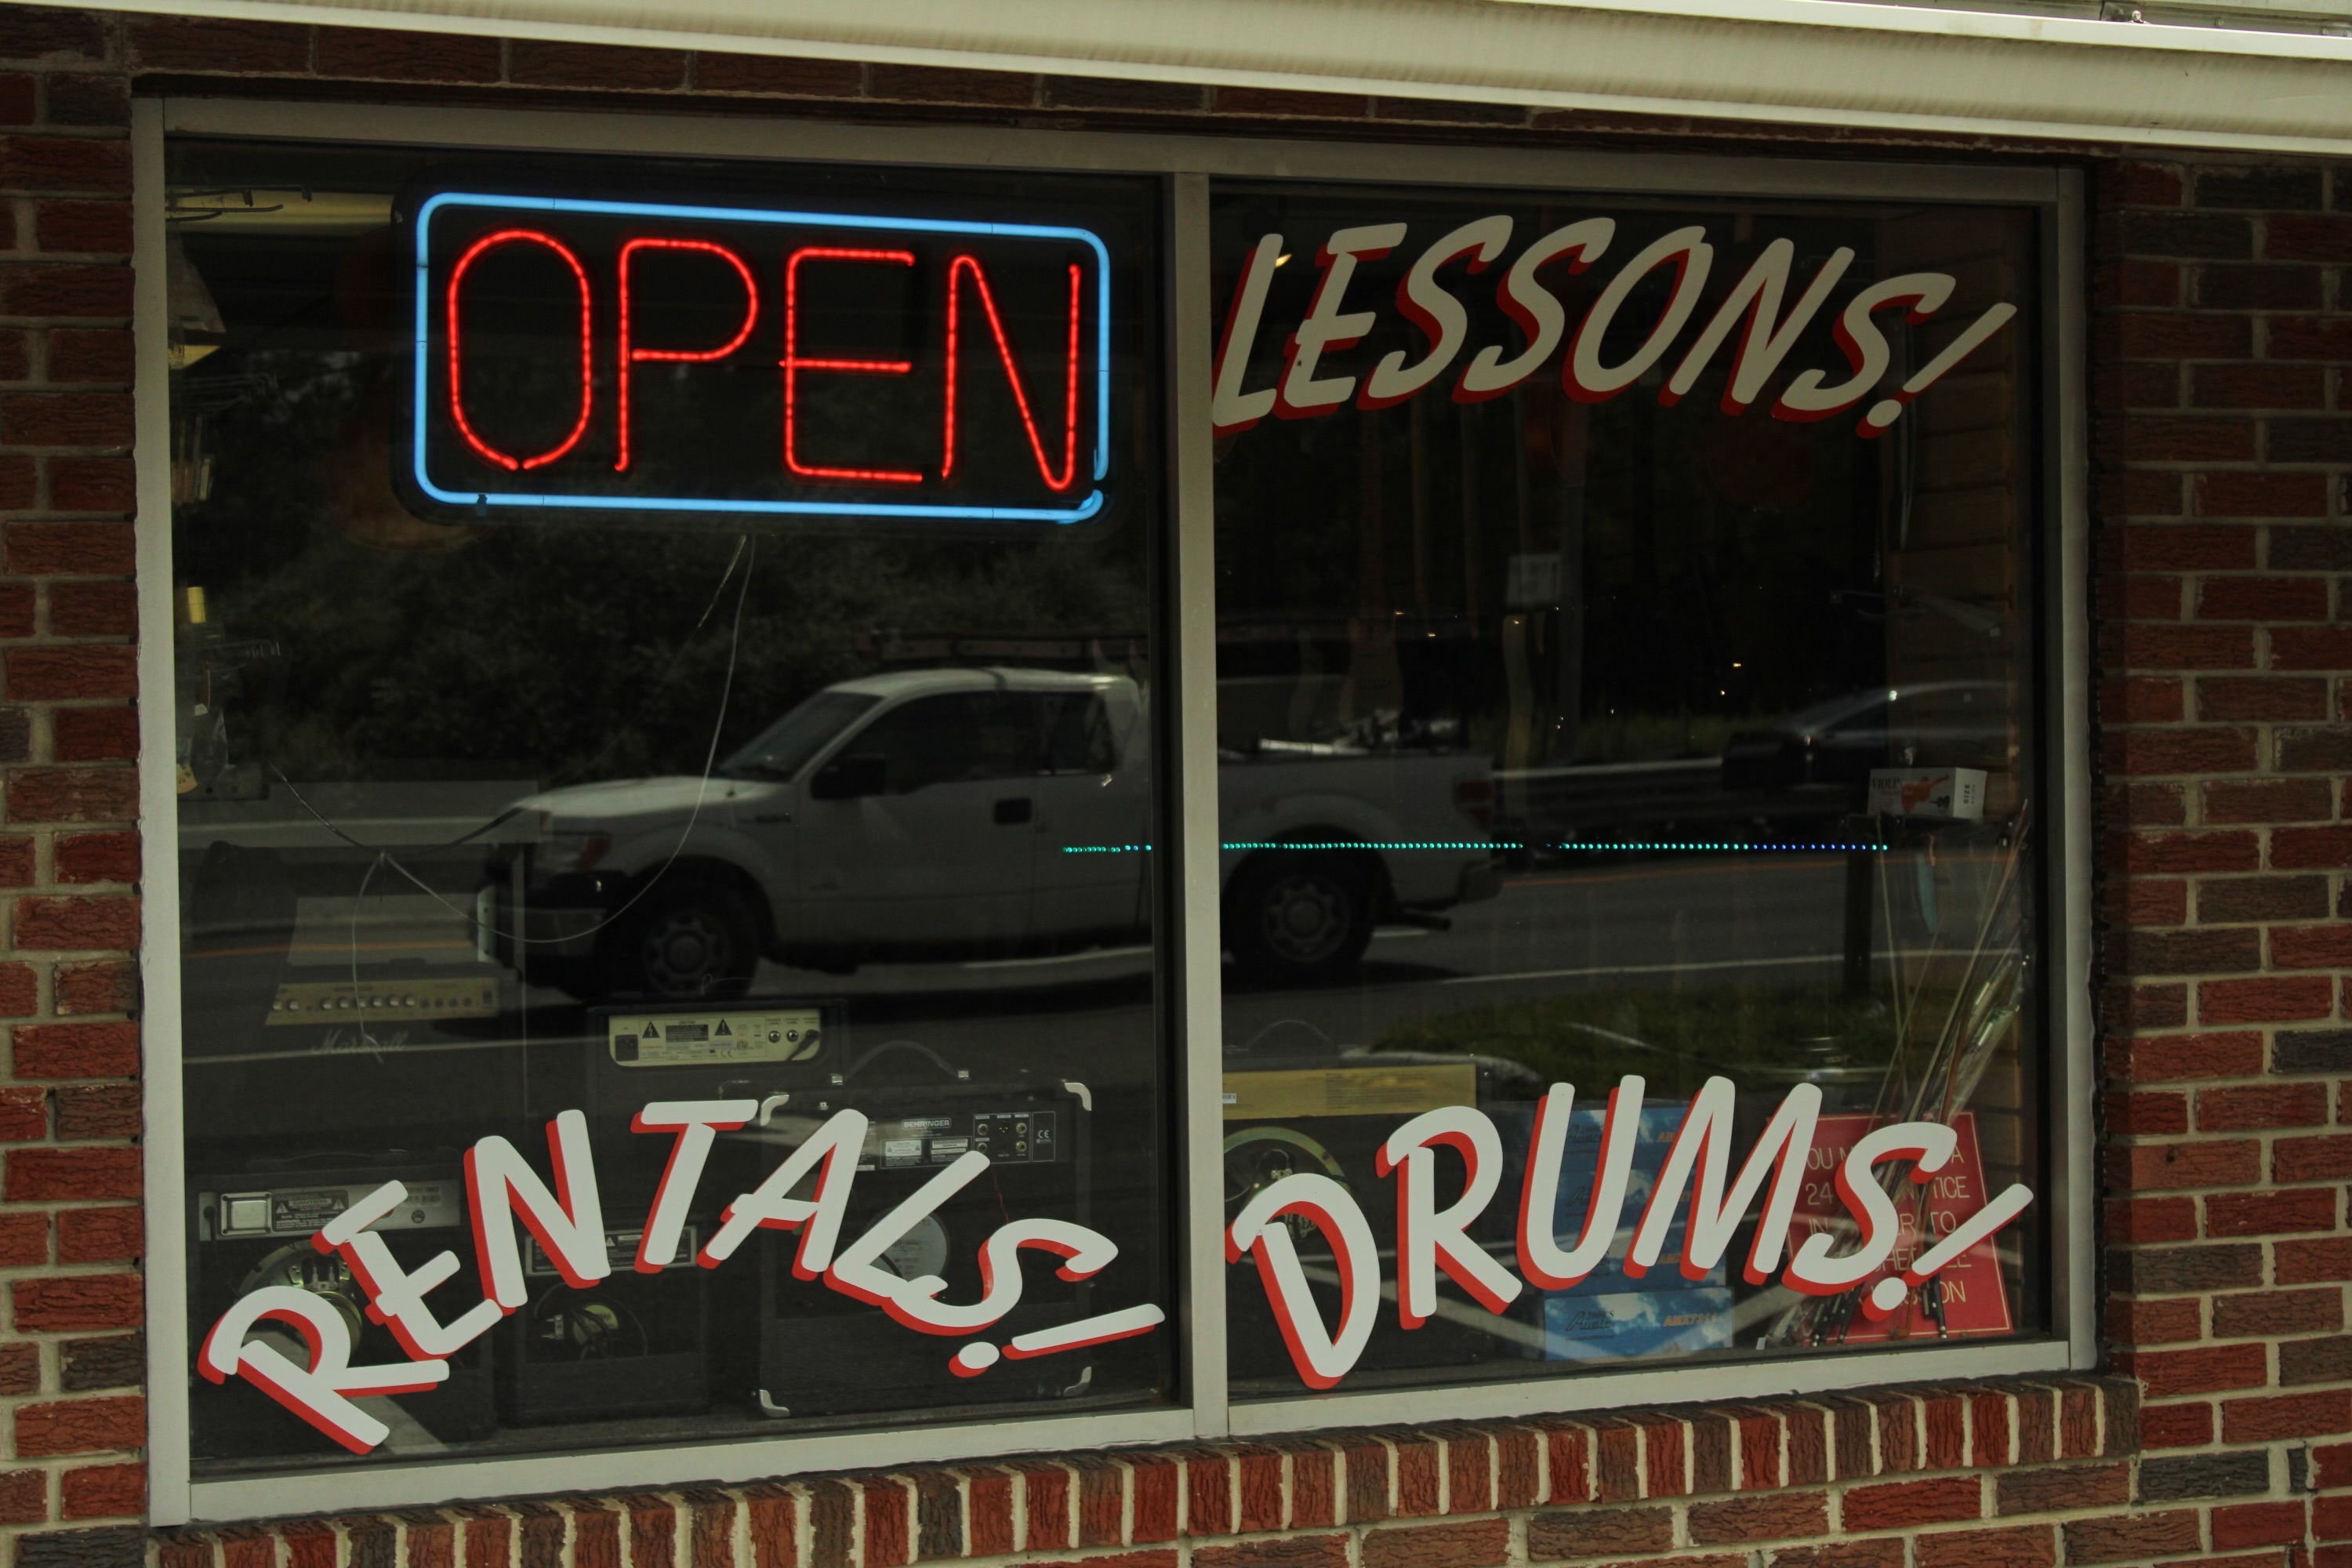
[411, 191, 1112, 524]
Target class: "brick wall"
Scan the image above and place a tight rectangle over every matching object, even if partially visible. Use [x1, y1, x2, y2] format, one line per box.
[0, 9, 143, 1568]
[0, 5, 2349, 1565]
[2092, 154, 2352, 1559]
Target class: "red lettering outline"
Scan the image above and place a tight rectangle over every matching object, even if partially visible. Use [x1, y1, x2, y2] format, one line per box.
[615, 238, 759, 474]
[781, 247, 922, 485]
[943, 255, 1081, 492]
[446, 228, 593, 473]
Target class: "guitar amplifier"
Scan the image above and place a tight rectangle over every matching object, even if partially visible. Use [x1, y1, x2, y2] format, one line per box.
[728, 1076, 1093, 1418]
[498, 1225, 710, 1424]
[189, 1158, 496, 1463]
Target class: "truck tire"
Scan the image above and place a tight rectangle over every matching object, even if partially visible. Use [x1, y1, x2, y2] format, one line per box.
[604, 880, 758, 1000]
[1228, 856, 1374, 985]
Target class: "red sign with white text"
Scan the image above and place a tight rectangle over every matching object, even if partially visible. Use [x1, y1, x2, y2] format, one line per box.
[1793, 1112, 2013, 1340]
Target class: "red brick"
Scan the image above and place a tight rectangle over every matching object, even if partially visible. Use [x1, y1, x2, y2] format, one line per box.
[6, 1146, 136, 1201]
[1193, 1538, 1348, 1568]
[1359, 1519, 1507, 1568]
[2107, 1030, 2265, 1081]
[128, 16, 310, 71]
[2210, 1187, 2339, 1235]
[867, 64, 1036, 106]
[32, 203, 127, 258]
[2212, 1500, 2310, 1549]
[2104, 980, 2186, 1028]
[1526, 1508, 1671, 1559]
[507, 40, 687, 89]
[2103, 416, 2257, 463]
[2107, 728, 2256, 775]
[0, 390, 129, 447]
[2201, 780, 2333, 827]
[45, 327, 129, 383]
[2105, 677, 2185, 722]
[5, 524, 130, 578]
[13, 1273, 137, 1330]
[0, 1468, 41, 1526]
[2060, 1510, 2201, 1564]
[2283, 1238, 2352, 1284]
[2109, 523, 2257, 570]
[2104, 313, 2250, 360]
[13, 1020, 134, 1078]
[2100, 572, 2179, 620]
[2217, 1288, 2342, 1338]
[1914, 1525, 2055, 1568]
[54, 1083, 136, 1140]
[2223, 1388, 2352, 1442]
[14, 1395, 142, 1455]
[1686, 1494, 1827, 1545]
[691, 53, 864, 96]
[2111, 1091, 2187, 1134]
[2194, 470, 2330, 516]
[51, 831, 132, 887]
[1213, 86, 1369, 118]
[0, 264, 127, 321]
[53, 707, 134, 763]
[2205, 679, 2331, 725]
[4, 646, 132, 700]
[2201, 975, 2335, 1022]
[15, 895, 136, 950]
[9, 767, 135, 823]
[2278, 1128, 2352, 1179]
[2202, 1082, 2329, 1129]
[2104, 622, 2256, 669]
[2107, 1295, 2201, 1343]
[2110, 877, 2187, 926]
[314, 27, 502, 81]
[0, 1085, 42, 1142]
[45, 455, 130, 511]
[2099, 469, 2186, 517]
[2193, 363, 2326, 408]
[56, 1207, 138, 1263]
[2276, 627, 2352, 669]
[2126, 1342, 2268, 1398]
[2273, 317, 2352, 358]
[1839, 1477, 1982, 1531]
[47, 581, 134, 637]
[53, 959, 132, 1020]
[0, 1211, 45, 1267]
[2103, 780, 2185, 827]
[2201, 576, 2332, 622]
[2270, 213, 2352, 260]
[2111, 830, 2261, 873]
[0, 137, 128, 196]
[2109, 1196, 2198, 1244]
[2111, 1138, 2259, 1190]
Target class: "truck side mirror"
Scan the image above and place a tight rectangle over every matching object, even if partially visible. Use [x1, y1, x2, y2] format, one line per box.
[811, 753, 887, 800]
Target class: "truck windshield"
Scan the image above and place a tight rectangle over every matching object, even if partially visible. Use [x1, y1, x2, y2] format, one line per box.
[720, 690, 883, 780]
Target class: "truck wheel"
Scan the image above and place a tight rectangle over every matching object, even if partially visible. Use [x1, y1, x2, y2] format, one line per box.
[1229, 858, 1374, 985]
[605, 882, 757, 1000]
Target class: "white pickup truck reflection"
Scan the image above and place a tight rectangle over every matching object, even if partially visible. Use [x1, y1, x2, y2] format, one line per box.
[499, 668, 1499, 998]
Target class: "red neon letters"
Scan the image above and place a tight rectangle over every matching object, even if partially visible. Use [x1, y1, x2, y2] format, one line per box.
[446, 229, 595, 472]
[439, 229, 1091, 492]
[781, 246, 924, 485]
[615, 239, 758, 474]
[944, 255, 1082, 492]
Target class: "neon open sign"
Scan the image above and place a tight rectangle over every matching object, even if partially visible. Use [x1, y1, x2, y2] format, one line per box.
[405, 192, 1113, 525]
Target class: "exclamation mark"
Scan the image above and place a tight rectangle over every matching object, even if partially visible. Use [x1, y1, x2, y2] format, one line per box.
[1857, 302, 2020, 437]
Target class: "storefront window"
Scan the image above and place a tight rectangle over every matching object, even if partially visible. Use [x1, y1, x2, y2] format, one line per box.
[1208, 184, 2049, 1396]
[168, 140, 1172, 1473]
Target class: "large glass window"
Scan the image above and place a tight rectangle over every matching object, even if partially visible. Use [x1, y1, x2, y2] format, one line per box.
[1208, 183, 2049, 1398]
[169, 140, 1171, 1475]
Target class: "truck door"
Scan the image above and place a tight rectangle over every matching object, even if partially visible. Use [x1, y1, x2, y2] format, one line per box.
[795, 691, 1043, 949]
[1026, 688, 1152, 938]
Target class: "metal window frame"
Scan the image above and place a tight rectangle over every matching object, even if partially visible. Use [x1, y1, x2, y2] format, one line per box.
[135, 96, 2094, 1527]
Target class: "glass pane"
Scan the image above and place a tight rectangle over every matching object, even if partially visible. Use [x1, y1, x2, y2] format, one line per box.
[172, 140, 1171, 1475]
[1210, 182, 2046, 1397]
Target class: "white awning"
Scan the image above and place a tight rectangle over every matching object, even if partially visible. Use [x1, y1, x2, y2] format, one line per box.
[56, 0, 2352, 157]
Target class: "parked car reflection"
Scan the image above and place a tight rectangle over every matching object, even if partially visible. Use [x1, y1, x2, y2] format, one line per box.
[1719, 682, 2010, 794]
[498, 668, 1500, 1000]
